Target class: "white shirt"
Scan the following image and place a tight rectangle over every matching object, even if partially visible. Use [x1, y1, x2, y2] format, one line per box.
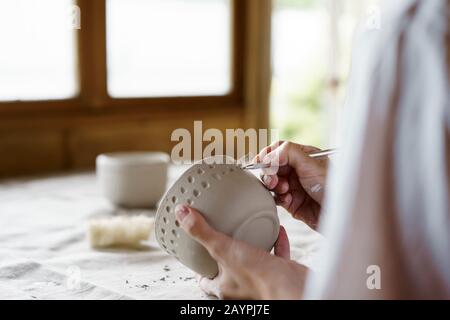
[305, 0, 450, 299]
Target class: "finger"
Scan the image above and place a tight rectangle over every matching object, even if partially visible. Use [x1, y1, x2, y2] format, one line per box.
[275, 192, 293, 211]
[274, 226, 290, 259]
[273, 176, 290, 194]
[297, 144, 322, 153]
[260, 165, 293, 189]
[262, 142, 323, 178]
[276, 190, 318, 227]
[296, 197, 321, 229]
[260, 174, 279, 190]
[270, 176, 290, 194]
[175, 204, 230, 262]
[254, 140, 284, 163]
[277, 165, 292, 177]
[219, 280, 241, 300]
[260, 165, 292, 184]
[287, 188, 308, 217]
[199, 276, 222, 298]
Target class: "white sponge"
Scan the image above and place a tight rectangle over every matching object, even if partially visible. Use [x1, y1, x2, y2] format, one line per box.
[88, 215, 155, 248]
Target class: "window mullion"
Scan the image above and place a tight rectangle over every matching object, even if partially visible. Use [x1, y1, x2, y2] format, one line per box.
[77, 0, 108, 109]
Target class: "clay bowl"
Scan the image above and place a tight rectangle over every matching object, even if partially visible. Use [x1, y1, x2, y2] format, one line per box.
[97, 152, 170, 208]
[155, 157, 280, 278]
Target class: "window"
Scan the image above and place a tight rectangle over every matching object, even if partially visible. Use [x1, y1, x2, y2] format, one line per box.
[106, 0, 232, 98]
[0, 0, 78, 101]
[0, 0, 242, 111]
[0, 0, 271, 179]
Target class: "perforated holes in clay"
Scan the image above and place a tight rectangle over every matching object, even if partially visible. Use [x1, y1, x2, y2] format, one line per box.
[201, 181, 210, 189]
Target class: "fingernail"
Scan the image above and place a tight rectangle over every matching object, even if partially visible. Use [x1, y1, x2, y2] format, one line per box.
[262, 154, 272, 164]
[263, 175, 272, 185]
[175, 205, 190, 222]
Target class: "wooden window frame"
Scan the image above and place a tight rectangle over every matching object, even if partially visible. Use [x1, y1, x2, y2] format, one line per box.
[0, 0, 246, 116]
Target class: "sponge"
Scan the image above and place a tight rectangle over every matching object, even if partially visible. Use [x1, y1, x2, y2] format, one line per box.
[88, 215, 155, 248]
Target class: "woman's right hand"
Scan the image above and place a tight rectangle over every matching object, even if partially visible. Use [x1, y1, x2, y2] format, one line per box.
[256, 141, 328, 230]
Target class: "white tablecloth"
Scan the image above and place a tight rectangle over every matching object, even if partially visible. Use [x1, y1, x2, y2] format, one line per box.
[0, 166, 322, 300]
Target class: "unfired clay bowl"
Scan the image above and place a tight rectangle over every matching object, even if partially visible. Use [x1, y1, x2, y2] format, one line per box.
[155, 157, 280, 278]
[97, 152, 170, 208]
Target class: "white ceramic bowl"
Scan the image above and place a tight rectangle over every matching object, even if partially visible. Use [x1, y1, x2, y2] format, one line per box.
[96, 152, 170, 208]
[155, 158, 279, 278]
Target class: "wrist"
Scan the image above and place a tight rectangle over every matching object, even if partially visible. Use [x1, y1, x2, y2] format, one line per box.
[257, 260, 308, 300]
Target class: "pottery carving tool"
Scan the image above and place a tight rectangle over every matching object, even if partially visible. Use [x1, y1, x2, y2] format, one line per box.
[242, 148, 337, 170]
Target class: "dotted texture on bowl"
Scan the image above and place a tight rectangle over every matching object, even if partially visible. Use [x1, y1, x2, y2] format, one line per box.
[155, 161, 279, 278]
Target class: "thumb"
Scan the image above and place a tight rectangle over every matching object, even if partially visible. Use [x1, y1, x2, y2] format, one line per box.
[274, 225, 290, 259]
[174, 204, 230, 261]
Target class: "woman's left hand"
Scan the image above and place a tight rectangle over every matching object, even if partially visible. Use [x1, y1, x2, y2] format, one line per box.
[175, 204, 309, 300]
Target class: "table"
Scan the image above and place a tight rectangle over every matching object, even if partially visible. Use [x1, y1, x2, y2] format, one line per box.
[0, 166, 322, 300]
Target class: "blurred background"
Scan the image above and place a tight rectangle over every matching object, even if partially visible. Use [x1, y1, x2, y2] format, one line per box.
[272, 0, 380, 148]
[0, 0, 379, 178]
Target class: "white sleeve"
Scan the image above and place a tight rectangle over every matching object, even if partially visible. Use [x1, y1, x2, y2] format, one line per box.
[304, 0, 450, 299]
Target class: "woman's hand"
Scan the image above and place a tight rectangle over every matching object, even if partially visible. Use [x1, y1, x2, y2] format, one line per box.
[175, 204, 309, 300]
[256, 141, 328, 229]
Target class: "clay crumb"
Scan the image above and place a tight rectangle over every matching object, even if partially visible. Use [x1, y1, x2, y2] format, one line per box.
[160, 277, 166, 281]
[136, 284, 150, 290]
